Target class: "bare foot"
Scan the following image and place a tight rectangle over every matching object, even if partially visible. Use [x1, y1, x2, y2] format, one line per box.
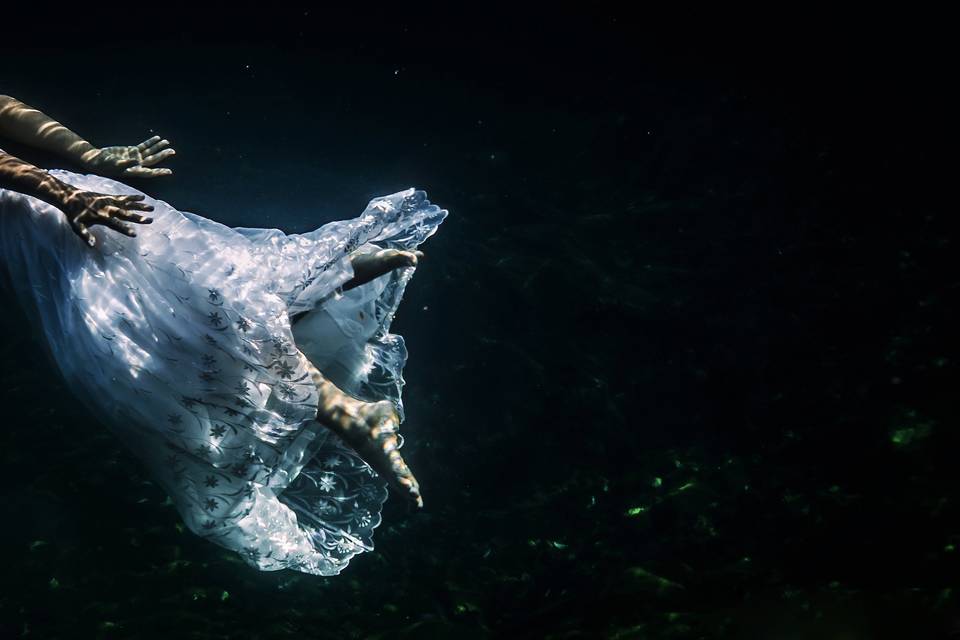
[305, 358, 423, 507]
[344, 248, 423, 292]
[350, 401, 423, 508]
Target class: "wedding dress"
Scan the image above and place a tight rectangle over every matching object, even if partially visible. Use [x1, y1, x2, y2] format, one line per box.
[0, 166, 447, 576]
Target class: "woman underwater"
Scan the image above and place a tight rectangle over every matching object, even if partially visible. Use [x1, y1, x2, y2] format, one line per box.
[0, 95, 446, 575]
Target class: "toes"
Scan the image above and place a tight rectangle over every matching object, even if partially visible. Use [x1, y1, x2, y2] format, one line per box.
[393, 250, 420, 268]
[359, 401, 423, 507]
[397, 474, 423, 508]
[373, 248, 420, 269]
[389, 451, 423, 507]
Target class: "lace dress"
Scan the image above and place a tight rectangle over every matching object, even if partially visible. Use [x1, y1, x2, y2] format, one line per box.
[0, 167, 447, 575]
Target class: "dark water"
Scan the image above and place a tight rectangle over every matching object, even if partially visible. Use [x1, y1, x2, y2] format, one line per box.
[0, 8, 954, 639]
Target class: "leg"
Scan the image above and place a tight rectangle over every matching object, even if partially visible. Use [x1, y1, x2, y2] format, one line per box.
[300, 352, 423, 508]
[343, 247, 423, 292]
[290, 247, 420, 326]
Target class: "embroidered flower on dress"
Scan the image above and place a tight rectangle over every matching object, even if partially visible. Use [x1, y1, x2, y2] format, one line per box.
[354, 508, 373, 528]
[413, 220, 431, 237]
[208, 312, 224, 327]
[319, 474, 336, 492]
[204, 475, 219, 488]
[211, 424, 227, 438]
[271, 335, 289, 353]
[316, 500, 338, 516]
[275, 360, 295, 379]
[236, 317, 251, 332]
[358, 483, 382, 503]
[323, 455, 341, 469]
[203, 498, 218, 512]
[208, 288, 221, 302]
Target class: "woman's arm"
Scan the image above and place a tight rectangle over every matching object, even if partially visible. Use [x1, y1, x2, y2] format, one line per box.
[0, 95, 175, 178]
[0, 149, 154, 246]
[0, 148, 74, 206]
[0, 94, 96, 164]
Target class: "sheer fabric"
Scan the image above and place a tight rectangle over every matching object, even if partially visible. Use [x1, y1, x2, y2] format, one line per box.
[0, 169, 446, 575]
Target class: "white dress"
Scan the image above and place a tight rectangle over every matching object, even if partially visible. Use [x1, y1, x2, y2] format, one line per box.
[0, 166, 447, 576]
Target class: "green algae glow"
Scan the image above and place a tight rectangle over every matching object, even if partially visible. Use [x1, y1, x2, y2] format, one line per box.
[627, 567, 683, 592]
[890, 429, 913, 445]
[671, 482, 695, 495]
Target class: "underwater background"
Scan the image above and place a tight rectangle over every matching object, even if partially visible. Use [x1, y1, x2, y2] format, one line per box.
[0, 6, 953, 639]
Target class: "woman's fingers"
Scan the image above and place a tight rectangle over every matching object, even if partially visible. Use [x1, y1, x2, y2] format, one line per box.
[142, 138, 171, 157]
[114, 195, 154, 212]
[124, 166, 173, 178]
[140, 148, 176, 167]
[107, 219, 137, 237]
[85, 205, 146, 233]
[104, 196, 150, 211]
[68, 190, 157, 247]
[99, 210, 137, 237]
[136, 135, 162, 151]
[72, 221, 95, 246]
[114, 208, 154, 224]
[115, 157, 140, 169]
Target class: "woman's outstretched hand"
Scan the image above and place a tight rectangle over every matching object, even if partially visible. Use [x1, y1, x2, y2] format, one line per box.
[59, 187, 154, 247]
[80, 135, 176, 178]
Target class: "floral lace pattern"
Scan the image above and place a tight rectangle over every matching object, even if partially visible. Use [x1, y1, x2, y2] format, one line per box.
[0, 171, 447, 575]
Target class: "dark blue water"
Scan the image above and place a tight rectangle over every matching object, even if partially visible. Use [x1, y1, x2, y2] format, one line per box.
[0, 8, 955, 639]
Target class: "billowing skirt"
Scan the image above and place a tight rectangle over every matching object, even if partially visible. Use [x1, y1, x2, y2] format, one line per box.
[0, 170, 447, 575]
